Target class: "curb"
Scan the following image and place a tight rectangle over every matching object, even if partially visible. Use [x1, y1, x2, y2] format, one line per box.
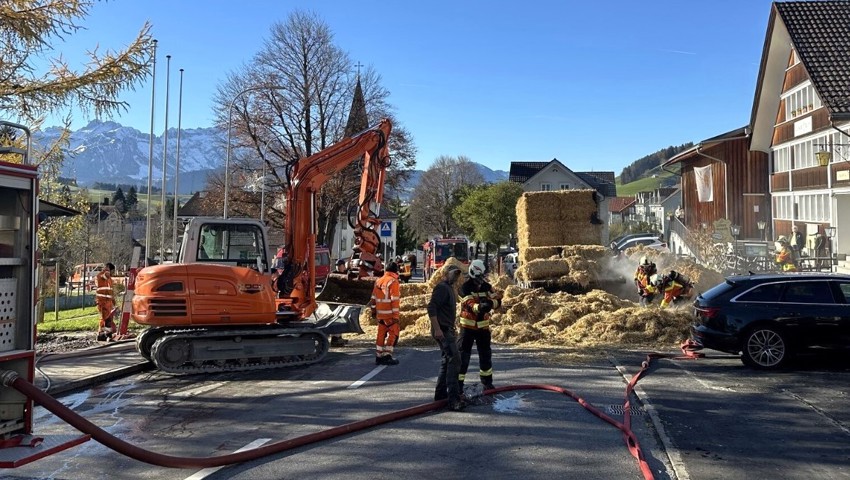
[38, 341, 136, 364]
[46, 362, 153, 397]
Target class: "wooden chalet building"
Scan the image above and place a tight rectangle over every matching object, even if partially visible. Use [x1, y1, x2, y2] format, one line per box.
[750, 1, 850, 260]
[662, 127, 770, 249]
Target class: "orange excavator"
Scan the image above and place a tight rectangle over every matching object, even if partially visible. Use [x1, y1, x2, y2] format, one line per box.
[131, 119, 392, 373]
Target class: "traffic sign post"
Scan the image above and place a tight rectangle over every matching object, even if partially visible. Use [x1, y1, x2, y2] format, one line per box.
[380, 221, 392, 237]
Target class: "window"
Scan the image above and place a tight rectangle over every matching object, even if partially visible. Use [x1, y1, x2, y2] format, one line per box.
[560, 184, 569, 190]
[772, 195, 793, 220]
[781, 282, 834, 304]
[836, 282, 850, 303]
[541, 183, 552, 191]
[737, 283, 784, 302]
[197, 223, 265, 265]
[791, 193, 829, 222]
[782, 82, 822, 120]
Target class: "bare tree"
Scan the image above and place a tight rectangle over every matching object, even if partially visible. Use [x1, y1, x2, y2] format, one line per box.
[408, 155, 484, 238]
[212, 11, 415, 247]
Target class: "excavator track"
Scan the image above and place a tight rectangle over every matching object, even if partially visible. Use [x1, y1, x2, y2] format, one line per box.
[147, 327, 329, 374]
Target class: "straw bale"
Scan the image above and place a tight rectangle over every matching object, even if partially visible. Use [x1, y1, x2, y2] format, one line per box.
[516, 190, 602, 249]
[399, 309, 429, 329]
[517, 221, 564, 248]
[426, 257, 468, 288]
[515, 259, 570, 282]
[400, 282, 430, 297]
[400, 294, 430, 310]
[519, 246, 562, 263]
[561, 245, 610, 261]
[490, 274, 514, 291]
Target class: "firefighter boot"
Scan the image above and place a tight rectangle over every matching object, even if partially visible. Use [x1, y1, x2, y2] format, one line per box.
[383, 356, 399, 365]
[481, 377, 495, 390]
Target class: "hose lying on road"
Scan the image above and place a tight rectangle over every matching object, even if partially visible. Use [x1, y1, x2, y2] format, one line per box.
[1, 349, 699, 479]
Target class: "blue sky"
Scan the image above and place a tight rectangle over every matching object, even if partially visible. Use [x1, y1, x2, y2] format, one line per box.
[49, 0, 776, 174]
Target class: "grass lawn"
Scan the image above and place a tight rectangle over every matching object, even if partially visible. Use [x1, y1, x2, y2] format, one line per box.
[38, 305, 143, 333]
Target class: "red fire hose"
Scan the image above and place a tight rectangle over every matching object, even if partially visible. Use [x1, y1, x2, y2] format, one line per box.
[2, 347, 704, 478]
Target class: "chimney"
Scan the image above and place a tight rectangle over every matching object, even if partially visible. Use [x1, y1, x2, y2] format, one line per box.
[103, 197, 109, 206]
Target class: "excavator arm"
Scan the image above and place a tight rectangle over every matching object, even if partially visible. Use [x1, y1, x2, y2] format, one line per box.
[280, 119, 392, 318]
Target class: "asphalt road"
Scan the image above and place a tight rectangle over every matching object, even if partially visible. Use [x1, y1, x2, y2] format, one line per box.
[8, 344, 850, 480]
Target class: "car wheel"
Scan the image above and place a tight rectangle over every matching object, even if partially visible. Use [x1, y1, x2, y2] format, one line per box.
[741, 325, 790, 369]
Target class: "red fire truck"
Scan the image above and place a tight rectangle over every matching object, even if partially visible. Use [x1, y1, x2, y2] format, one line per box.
[0, 121, 89, 467]
[423, 237, 470, 280]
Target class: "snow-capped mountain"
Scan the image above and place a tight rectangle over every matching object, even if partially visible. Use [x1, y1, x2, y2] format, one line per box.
[36, 120, 224, 194]
[35, 120, 509, 196]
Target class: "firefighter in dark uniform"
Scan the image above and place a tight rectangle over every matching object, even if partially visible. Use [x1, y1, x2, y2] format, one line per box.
[457, 259, 502, 391]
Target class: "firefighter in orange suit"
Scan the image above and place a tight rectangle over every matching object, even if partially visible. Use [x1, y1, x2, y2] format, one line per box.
[371, 261, 401, 365]
[650, 271, 693, 308]
[775, 236, 797, 272]
[95, 262, 117, 341]
[458, 259, 502, 391]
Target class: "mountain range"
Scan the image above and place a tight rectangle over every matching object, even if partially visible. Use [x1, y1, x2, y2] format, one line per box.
[36, 120, 508, 196]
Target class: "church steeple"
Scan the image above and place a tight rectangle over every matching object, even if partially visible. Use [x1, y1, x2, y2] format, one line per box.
[344, 71, 368, 138]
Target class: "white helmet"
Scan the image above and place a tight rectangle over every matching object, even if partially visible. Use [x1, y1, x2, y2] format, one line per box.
[649, 274, 661, 287]
[639, 256, 651, 266]
[468, 259, 486, 279]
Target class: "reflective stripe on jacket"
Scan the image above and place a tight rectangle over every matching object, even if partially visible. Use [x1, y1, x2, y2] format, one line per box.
[371, 271, 400, 322]
[95, 271, 113, 301]
[776, 247, 797, 272]
[459, 279, 500, 330]
[660, 281, 685, 308]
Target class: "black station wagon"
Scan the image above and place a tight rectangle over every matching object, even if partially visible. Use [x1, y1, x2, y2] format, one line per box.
[691, 273, 850, 369]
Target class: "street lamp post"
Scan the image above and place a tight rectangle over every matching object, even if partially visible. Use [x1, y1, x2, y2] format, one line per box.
[731, 224, 740, 255]
[224, 85, 286, 219]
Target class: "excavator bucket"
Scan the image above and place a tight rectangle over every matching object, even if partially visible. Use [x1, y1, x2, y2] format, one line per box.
[313, 302, 365, 335]
[316, 273, 377, 305]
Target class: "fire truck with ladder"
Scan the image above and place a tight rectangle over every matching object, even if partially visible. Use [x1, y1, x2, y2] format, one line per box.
[0, 121, 90, 467]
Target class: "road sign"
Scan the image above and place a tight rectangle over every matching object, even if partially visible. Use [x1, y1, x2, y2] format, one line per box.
[380, 221, 392, 237]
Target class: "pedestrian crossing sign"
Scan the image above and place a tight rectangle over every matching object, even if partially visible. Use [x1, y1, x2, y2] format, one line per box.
[380, 221, 392, 237]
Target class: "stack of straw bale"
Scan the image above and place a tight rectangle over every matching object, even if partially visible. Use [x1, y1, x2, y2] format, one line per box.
[516, 190, 602, 254]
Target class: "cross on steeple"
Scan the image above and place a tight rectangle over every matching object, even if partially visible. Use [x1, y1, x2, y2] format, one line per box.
[354, 61, 364, 78]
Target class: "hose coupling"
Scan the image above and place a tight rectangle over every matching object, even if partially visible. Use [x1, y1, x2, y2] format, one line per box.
[0, 370, 20, 387]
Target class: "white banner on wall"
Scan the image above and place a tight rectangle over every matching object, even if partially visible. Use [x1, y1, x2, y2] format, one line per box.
[694, 165, 714, 202]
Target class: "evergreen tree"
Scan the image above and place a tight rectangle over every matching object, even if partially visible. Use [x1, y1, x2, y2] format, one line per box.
[126, 186, 139, 210]
[112, 187, 127, 213]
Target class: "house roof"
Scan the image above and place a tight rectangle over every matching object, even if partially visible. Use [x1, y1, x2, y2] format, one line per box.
[608, 196, 636, 213]
[663, 126, 750, 167]
[776, 1, 850, 120]
[508, 161, 550, 183]
[178, 191, 215, 217]
[508, 159, 617, 197]
[751, 1, 850, 150]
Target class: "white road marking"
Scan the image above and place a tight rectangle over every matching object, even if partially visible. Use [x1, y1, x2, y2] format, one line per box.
[348, 365, 386, 389]
[184, 438, 272, 480]
[170, 382, 227, 399]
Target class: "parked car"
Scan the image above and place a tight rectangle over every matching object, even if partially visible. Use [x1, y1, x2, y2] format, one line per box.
[612, 236, 667, 254]
[609, 232, 657, 250]
[692, 272, 850, 369]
